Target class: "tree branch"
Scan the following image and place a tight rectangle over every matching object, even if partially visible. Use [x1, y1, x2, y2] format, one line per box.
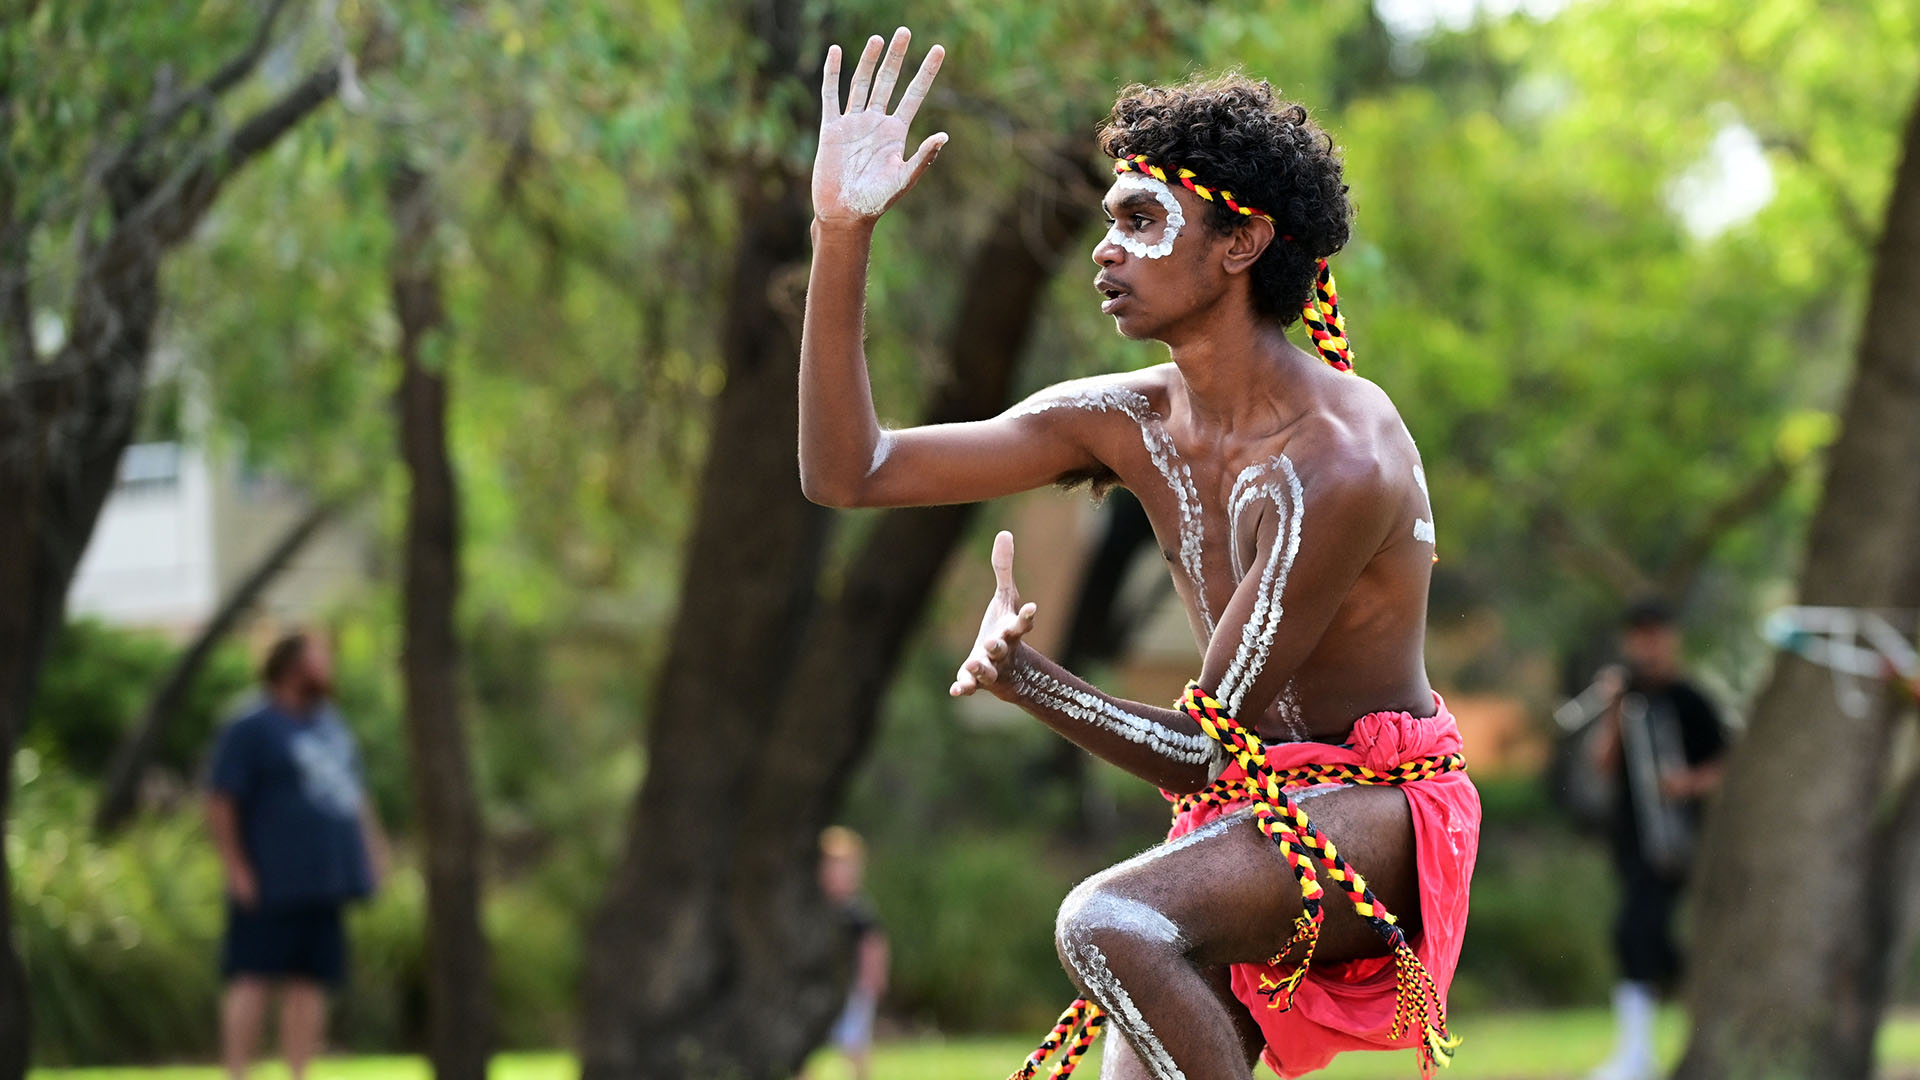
[93, 496, 342, 836]
[117, 0, 296, 166]
[1532, 499, 1655, 599]
[1761, 132, 1877, 253]
[96, 62, 342, 273]
[1657, 454, 1795, 599]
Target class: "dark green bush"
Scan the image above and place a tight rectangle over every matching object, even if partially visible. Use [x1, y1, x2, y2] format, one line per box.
[26, 618, 254, 779]
[12, 758, 581, 1064]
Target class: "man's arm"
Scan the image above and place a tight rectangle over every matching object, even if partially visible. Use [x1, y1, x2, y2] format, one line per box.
[206, 793, 258, 908]
[856, 929, 889, 999]
[800, 29, 1094, 508]
[360, 797, 391, 891]
[956, 460, 1394, 792]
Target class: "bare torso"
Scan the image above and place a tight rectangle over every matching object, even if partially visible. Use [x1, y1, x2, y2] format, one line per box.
[1018, 360, 1435, 743]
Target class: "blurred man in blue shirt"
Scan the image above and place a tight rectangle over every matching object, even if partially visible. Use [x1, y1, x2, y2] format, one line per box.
[207, 632, 387, 1080]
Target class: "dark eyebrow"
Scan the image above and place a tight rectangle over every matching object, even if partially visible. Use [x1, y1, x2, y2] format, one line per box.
[1103, 191, 1164, 217]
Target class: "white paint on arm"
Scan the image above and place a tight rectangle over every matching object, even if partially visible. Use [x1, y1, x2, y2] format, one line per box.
[1009, 662, 1217, 767]
[1412, 462, 1435, 544]
[866, 430, 894, 477]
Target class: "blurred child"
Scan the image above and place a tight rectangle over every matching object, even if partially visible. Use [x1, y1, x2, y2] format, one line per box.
[818, 826, 888, 1080]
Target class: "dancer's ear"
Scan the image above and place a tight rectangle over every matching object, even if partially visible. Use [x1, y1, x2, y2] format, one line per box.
[1221, 217, 1276, 276]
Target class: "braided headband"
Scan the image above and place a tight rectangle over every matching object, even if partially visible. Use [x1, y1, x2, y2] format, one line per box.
[1113, 155, 1354, 372]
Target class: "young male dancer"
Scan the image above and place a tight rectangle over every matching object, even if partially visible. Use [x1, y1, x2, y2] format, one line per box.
[800, 28, 1480, 1078]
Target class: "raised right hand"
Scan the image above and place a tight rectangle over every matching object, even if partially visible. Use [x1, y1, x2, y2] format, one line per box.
[813, 27, 948, 227]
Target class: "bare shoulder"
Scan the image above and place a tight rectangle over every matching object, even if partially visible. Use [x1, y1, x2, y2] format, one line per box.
[1004, 364, 1177, 422]
[1284, 375, 1419, 519]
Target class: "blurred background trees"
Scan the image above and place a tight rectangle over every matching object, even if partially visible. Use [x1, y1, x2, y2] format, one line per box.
[4, 0, 1918, 1076]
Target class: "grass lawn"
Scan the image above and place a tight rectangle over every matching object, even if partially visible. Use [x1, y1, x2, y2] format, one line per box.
[32, 1009, 1920, 1080]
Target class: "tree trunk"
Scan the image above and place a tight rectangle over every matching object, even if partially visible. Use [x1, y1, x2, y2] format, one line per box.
[578, 134, 1098, 1076]
[1678, 83, 1920, 1080]
[94, 497, 341, 836]
[390, 163, 492, 1080]
[0, 20, 340, 1069]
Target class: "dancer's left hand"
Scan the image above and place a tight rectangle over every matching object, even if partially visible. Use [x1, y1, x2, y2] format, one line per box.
[951, 531, 1037, 697]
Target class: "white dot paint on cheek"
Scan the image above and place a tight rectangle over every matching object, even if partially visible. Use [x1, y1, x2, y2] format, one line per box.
[1108, 174, 1186, 260]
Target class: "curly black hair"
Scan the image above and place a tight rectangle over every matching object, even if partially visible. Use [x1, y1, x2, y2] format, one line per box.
[1098, 75, 1352, 326]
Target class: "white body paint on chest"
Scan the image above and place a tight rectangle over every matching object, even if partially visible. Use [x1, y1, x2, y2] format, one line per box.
[1013, 383, 1213, 633]
[1220, 455, 1305, 717]
[1009, 662, 1216, 767]
[1104, 173, 1186, 260]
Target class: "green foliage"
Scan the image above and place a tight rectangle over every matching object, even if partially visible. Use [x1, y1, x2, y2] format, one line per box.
[11, 758, 223, 1065]
[25, 620, 253, 780]
[864, 829, 1083, 1033]
[11, 759, 584, 1064]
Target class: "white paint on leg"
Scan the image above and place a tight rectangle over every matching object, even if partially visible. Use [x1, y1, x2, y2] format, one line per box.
[1068, 943, 1186, 1080]
[1057, 889, 1186, 950]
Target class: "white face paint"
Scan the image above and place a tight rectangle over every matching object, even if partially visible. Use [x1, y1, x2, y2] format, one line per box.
[1104, 174, 1186, 260]
[1218, 455, 1305, 717]
[1013, 381, 1214, 633]
[1010, 663, 1216, 767]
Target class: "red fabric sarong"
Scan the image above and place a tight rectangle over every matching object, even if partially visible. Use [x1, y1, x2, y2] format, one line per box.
[1164, 695, 1480, 1078]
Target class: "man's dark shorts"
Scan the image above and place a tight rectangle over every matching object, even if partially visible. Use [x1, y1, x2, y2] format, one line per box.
[221, 903, 346, 987]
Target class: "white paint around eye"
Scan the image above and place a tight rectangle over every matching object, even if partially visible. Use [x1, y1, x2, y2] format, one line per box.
[1104, 174, 1185, 260]
[1013, 381, 1212, 632]
[1009, 663, 1215, 766]
[1218, 455, 1304, 717]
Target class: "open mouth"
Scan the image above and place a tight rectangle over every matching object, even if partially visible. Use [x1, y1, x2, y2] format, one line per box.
[1096, 278, 1130, 314]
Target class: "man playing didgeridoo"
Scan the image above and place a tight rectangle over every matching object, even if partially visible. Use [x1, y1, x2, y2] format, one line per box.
[800, 27, 1480, 1080]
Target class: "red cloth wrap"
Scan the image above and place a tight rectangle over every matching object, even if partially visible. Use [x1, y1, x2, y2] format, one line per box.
[1164, 695, 1480, 1078]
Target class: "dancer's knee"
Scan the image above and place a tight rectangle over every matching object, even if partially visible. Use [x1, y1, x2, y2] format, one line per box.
[1055, 876, 1186, 981]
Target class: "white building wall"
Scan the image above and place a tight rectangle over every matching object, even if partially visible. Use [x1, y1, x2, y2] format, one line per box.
[67, 442, 221, 631]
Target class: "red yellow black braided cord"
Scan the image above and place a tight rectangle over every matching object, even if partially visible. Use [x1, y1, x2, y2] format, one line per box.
[1008, 997, 1105, 1080]
[1010, 684, 1465, 1078]
[1112, 155, 1355, 371]
[1179, 682, 1462, 1074]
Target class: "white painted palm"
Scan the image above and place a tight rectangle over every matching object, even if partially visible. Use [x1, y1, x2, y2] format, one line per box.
[813, 28, 948, 225]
